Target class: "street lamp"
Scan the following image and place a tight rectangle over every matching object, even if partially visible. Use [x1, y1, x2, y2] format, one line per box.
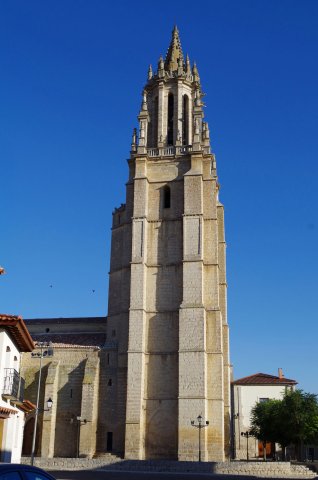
[30, 342, 54, 466]
[191, 414, 209, 462]
[241, 431, 253, 461]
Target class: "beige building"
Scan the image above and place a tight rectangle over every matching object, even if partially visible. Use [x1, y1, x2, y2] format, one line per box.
[231, 370, 297, 460]
[21, 26, 231, 462]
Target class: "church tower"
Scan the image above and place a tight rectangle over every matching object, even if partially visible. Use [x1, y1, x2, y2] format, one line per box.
[106, 26, 231, 461]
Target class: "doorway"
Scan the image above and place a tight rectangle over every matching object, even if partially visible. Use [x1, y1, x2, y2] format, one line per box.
[106, 432, 113, 452]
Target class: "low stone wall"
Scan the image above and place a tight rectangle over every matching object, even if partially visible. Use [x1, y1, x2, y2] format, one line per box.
[21, 457, 318, 477]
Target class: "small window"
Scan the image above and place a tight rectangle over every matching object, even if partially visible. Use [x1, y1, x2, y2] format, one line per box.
[14, 356, 18, 362]
[112, 329, 116, 337]
[46, 328, 50, 333]
[108, 379, 112, 387]
[6, 346, 11, 352]
[163, 185, 171, 209]
[107, 353, 110, 365]
[259, 398, 269, 403]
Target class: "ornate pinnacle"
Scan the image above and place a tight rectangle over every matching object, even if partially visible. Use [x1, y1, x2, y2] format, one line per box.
[148, 64, 153, 80]
[192, 61, 200, 83]
[164, 25, 184, 72]
[186, 54, 191, 74]
[141, 90, 148, 111]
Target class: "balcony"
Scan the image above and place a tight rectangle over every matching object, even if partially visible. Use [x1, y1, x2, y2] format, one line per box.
[147, 145, 193, 157]
[3, 368, 25, 402]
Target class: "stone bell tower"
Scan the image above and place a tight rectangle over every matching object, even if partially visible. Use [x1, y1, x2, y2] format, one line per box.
[106, 26, 231, 461]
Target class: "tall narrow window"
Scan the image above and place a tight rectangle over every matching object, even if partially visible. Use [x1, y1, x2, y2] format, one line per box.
[163, 185, 171, 209]
[167, 93, 174, 145]
[182, 95, 189, 145]
[153, 96, 158, 146]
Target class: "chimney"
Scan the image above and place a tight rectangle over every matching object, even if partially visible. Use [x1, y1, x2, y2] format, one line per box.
[278, 368, 284, 379]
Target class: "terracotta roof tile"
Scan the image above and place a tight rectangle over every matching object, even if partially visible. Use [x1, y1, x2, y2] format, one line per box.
[232, 372, 297, 386]
[0, 314, 34, 352]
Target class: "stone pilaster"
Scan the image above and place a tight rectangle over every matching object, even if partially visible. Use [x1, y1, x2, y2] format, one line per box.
[41, 361, 59, 458]
[125, 156, 148, 459]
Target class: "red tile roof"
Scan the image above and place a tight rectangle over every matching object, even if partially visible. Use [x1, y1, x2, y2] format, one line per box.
[0, 405, 17, 417]
[232, 372, 297, 386]
[0, 314, 34, 352]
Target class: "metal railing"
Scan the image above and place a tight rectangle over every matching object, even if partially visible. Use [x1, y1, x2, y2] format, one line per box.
[3, 368, 25, 402]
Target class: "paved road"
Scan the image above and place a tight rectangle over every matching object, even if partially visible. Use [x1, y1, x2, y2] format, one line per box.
[49, 471, 315, 480]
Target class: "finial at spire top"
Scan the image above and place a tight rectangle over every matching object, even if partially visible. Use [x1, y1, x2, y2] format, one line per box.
[165, 25, 184, 72]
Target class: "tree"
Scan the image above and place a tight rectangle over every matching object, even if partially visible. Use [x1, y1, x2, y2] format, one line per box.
[250, 390, 318, 460]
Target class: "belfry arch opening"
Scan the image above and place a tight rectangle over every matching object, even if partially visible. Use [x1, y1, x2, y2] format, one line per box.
[167, 93, 174, 145]
[182, 94, 189, 145]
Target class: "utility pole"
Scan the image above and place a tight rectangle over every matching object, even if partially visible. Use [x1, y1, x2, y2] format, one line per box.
[30, 342, 53, 465]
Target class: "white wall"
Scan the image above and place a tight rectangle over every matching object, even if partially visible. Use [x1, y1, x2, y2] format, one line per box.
[233, 383, 291, 459]
[0, 329, 25, 463]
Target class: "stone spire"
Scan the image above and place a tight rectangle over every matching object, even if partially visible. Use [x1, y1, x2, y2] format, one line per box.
[164, 25, 184, 72]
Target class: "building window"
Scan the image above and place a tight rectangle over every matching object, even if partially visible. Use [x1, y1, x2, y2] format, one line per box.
[46, 328, 50, 333]
[167, 93, 174, 145]
[107, 353, 110, 365]
[108, 379, 112, 387]
[6, 346, 10, 352]
[112, 329, 116, 337]
[182, 94, 189, 145]
[163, 185, 171, 209]
[259, 398, 269, 403]
[154, 96, 158, 146]
[14, 356, 18, 362]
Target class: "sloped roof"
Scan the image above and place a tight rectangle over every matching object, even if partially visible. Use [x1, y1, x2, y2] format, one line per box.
[0, 314, 34, 352]
[32, 333, 105, 349]
[232, 372, 297, 386]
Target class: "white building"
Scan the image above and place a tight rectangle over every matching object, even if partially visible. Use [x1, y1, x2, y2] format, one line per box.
[0, 314, 34, 462]
[231, 370, 297, 460]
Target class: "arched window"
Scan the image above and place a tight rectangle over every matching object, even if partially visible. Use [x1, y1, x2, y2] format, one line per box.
[153, 96, 158, 146]
[167, 93, 174, 145]
[163, 185, 171, 209]
[183, 95, 189, 145]
[6, 346, 10, 352]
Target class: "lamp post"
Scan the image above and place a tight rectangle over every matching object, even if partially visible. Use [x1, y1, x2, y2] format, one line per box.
[191, 414, 209, 462]
[30, 342, 54, 466]
[241, 431, 252, 461]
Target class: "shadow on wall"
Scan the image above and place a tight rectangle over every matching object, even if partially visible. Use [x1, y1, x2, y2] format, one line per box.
[53, 362, 86, 458]
[22, 416, 40, 456]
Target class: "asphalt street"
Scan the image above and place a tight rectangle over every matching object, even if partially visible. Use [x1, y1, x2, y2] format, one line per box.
[49, 471, 316, 480]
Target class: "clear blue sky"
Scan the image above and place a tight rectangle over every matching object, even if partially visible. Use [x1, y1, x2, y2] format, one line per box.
[1, 1, 317, 393]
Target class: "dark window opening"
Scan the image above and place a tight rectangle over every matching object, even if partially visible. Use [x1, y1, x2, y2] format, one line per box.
[6, 346, 10, 352]
[108, 379, 112, 386]
[70, 389, 73, 398]
[112, 329, 116, 337]
[46, 328, 50, 333]
[107, 353, 110, 365]
[107, 432, 113, 451]
[154, 96, 158, 146]
[14, 356, 18, 361]
[182, 95, 189, 145]
[163, 186, 171, 209]
[167, 93, 174, 145]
